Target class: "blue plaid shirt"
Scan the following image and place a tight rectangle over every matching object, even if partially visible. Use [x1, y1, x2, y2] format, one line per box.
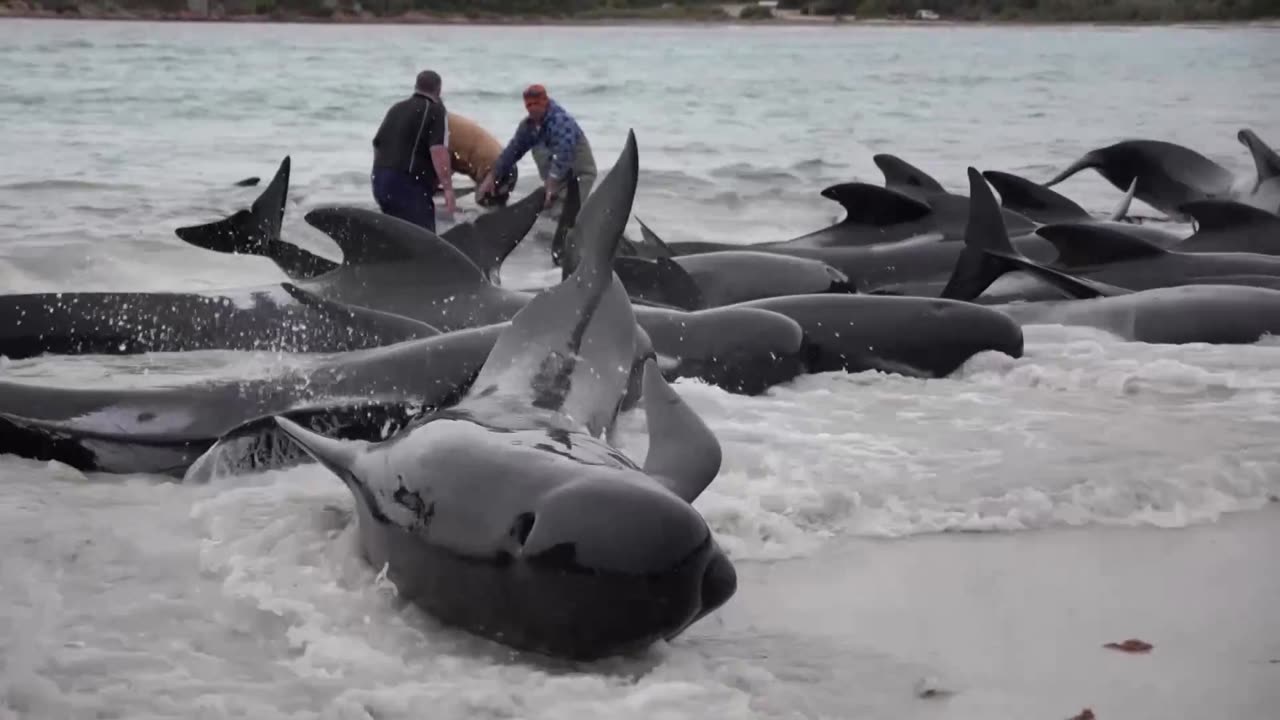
[492, 99, 583, 183]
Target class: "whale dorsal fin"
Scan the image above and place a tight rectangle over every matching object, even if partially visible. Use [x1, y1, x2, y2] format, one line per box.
[439, 187, 546, 283]
[873, 153, 946, 196]
[641, 360, 722, 503]
[303, 206, 487, 283]
[613, 256, 705, 311]
[1033, 222, 1169, 268]
[942, 167, 1130, 301]
[468, 131, 640, 437]
[1239, 129, 1280, 191]
[981, 169, 1090, 223]
[819, 183, 934, 226]
[634, 217, 676, 259]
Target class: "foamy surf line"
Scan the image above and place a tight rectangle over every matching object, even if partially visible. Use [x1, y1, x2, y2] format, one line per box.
[3, 459, 1276, 720]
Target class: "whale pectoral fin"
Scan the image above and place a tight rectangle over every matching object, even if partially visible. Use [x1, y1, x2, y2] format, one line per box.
[634, 217, 677, 260]
[1239, 129, 1280, 191]
[552, 173, 584, 276]
[819, 183, 934, 227]
[981, 169, 1090, 223]
[1033, 222, 1168, 268]
[176, 156, 290, 254]
[1178, 199, 1280, 238]
[186, 398, 427, 483]
[872, 153, 946, 195]
[469, 132, 640, 422]
[304, 206, 487, 283]
[441, 186, 547, 282]
[1109, 178, 1138, 222]
[273, 416, 369, 472]
[277, 283, 440, 335]
[613, 256, 705, 311]
[273, 415, 397, 525]
[640, 360, 721, 504]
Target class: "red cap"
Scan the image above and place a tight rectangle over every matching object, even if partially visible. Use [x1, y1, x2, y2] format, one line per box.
[523, 84, 548, 111]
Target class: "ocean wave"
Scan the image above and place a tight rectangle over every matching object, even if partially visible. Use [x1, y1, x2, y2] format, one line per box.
[0, 180, 144, 192]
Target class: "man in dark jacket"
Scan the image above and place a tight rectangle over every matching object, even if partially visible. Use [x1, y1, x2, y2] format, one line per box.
[370, 70, 456, 233]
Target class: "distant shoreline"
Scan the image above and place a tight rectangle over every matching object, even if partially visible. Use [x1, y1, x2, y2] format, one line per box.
[2, 6, 1277, 29]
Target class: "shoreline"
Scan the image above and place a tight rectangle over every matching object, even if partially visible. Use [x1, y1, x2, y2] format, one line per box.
[720, 504, 1280, 718]
[2, 7, 1278, 29]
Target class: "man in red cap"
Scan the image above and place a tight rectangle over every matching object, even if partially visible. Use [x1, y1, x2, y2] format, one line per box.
[476, 84, 597, 217]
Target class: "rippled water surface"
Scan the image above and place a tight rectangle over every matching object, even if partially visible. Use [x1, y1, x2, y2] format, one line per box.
[1, 17, 1279, 720]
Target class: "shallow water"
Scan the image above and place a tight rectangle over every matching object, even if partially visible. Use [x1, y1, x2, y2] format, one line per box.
[1, 17, 1279, 720]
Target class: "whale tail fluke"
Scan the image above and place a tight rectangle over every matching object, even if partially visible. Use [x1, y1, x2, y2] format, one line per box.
[175, 156, 339, 280]
[942, 168, 1126, 302]
[1042, 150, 1102, 188]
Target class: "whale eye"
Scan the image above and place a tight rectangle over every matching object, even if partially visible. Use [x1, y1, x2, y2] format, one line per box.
[510, 512, 536, 547]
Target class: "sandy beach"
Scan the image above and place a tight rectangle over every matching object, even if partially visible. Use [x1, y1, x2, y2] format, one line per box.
[709, 504, 1280, 718]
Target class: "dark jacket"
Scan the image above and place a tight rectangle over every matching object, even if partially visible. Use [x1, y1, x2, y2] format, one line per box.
[372, 92, 448, 187]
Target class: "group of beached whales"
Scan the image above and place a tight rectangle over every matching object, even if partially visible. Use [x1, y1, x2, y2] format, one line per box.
[2, 126, 1279, 663]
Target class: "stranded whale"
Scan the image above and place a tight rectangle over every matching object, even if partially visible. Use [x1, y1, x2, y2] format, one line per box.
[272, 130, 737, 661]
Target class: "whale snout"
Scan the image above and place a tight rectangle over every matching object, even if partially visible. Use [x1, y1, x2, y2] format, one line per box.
[522, 477, 711, 574]
[644, 307, 807, 395]
[507, 475, 735, 659]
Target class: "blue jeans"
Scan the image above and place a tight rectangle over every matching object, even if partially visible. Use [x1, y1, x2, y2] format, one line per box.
[371, 167, 436, 233]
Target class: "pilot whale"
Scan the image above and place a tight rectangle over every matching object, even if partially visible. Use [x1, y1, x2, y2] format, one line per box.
[271, 130, 737, 661]
[0, 160, 808, 395]
[1042, 129, 1280, 221]
[0, 282, 439, 361]
[173, 155, 548, 286]
[942, 166, 1280, 345]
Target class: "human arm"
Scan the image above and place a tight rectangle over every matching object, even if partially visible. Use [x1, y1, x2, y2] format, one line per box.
[426, 105, 455, 214]
[479, 122, 535, 199]
[372, 108, 390, 149]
